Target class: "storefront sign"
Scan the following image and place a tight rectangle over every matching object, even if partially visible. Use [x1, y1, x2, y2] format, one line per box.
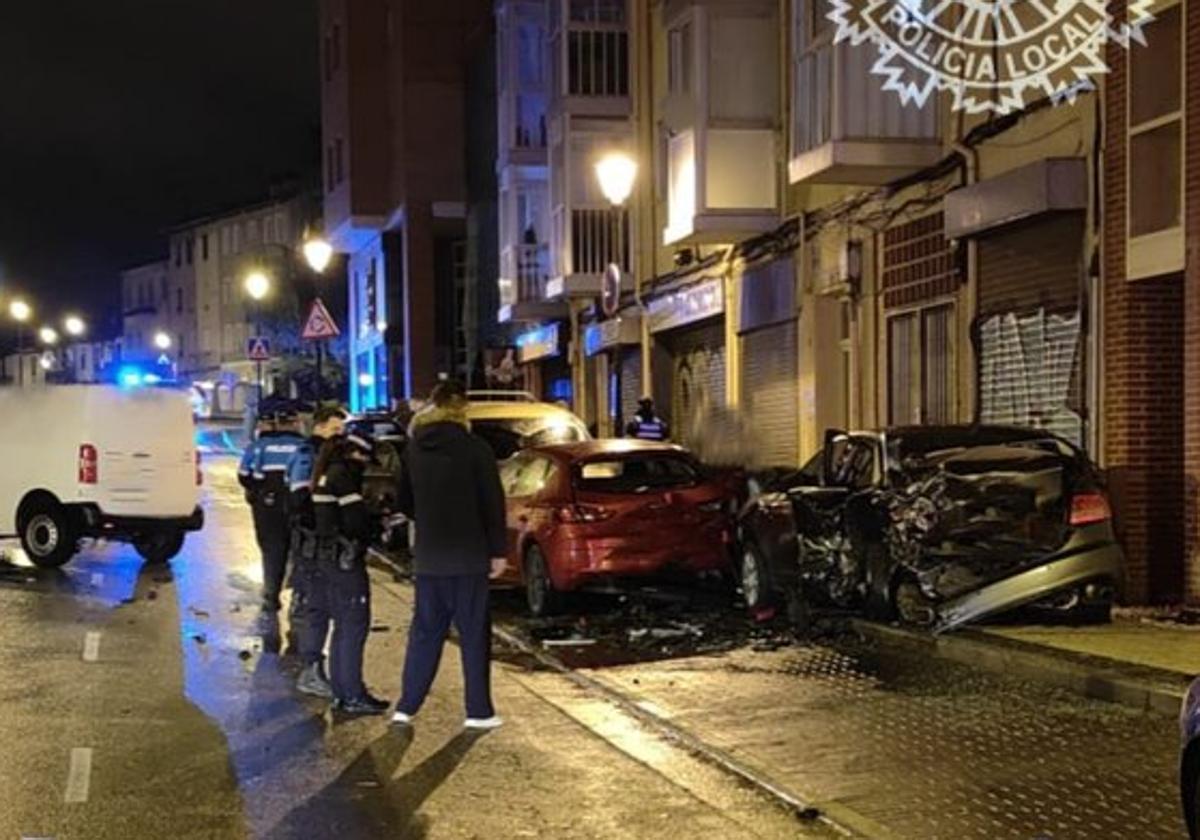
[516, 323, 561, 363]
[648, 278, 724, 335]
[584, 315, 642, 356]
[739, 256, 796, 334]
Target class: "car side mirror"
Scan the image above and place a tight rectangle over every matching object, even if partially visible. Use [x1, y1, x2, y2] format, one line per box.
[821, 428, 847, 486]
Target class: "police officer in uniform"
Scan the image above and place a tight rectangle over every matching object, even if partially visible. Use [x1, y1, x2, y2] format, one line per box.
[287, 404, 348, 698]
[240, 399, 307, 613]
[625, 396, 669, 441]
[312, 433, 389, 714]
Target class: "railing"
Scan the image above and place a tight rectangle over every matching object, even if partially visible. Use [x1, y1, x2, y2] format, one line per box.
[513, 94, 548, 149]
[503, 243, 551, 302]
[567, 207, 628, 275]
[566, 29, 629, 97]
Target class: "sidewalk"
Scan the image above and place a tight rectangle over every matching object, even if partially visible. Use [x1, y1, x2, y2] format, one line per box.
[853, 612, 1199, 715]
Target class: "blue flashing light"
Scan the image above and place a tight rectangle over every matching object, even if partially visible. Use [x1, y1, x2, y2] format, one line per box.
[143, 373, 162, 384]
[118, 366, 144, 387]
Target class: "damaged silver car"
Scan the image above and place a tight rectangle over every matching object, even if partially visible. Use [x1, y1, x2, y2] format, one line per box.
[736, 425, 1123, 632]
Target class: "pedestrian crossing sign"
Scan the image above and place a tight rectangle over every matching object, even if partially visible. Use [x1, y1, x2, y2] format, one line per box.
[302, 297, 341, 340]
[247, 337, 272, 361]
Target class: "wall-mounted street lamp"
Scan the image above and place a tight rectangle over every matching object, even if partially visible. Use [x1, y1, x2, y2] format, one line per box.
[64, 315, 86, 337]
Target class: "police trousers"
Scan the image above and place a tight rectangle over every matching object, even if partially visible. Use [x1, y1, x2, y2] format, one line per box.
[251, 505, 289, 608]
[322, 562, 371, 702]
[398, 574, 494, 720]
[290, 553, 331, 666]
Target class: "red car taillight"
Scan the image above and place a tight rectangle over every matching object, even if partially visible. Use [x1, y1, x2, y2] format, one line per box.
[555, 504, 613, 524]
[195, 450, 203, 486]
[1070, 492, 1112, 527]
[79, 443, 98, 485]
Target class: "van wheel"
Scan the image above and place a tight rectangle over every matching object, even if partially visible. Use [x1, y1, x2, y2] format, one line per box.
[19, 499, 77, 569]
[524, 546, 563, 617]
[135, 530, 186, 565]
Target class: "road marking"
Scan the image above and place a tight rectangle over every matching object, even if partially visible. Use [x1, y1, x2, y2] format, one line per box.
[90, 573, 103, 587]
[82, 632, 101, 663]
[64, 748, 93, 804]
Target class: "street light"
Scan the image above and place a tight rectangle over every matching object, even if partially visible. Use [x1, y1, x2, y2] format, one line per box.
[154, 331, 172, 351]
[595, 152, 638, 207]
[38, 326, 58, 346]
[244, 270, 271, 301]
[64, 315, 85, 337]
[8, 299, 31, 324]
[303, 236, 333, 274]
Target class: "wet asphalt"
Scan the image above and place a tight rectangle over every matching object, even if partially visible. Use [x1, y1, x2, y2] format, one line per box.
[0, 450, 1186, 839]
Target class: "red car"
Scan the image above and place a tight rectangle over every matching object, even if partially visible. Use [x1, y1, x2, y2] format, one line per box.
[495, 440, 738, 615]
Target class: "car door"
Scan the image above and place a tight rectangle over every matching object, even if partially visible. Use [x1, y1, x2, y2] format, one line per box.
[498, 453, 533, 582]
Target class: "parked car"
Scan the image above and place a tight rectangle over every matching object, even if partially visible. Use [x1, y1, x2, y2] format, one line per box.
[737, 425, 1123, 632]
[494, 440, 737, 615]
[346, 412, 408, 549]
[0, 384, 204, 567]
[1181, 678, 1200, 838]
[463, 392, 590, 460]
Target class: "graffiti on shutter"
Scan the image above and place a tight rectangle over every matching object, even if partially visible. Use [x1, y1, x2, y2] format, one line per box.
[619, 348, 642, 434]
[741, 321, 799, 467]
[979, 308, 1082, 445]
[666, 323, 726, 450]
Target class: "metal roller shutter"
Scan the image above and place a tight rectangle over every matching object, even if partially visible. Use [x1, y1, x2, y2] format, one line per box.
[619, 347, 642, 434]
[740, 321, 799, 468]
[664, 320, 726, 448]
[977, 215, 1085, 445]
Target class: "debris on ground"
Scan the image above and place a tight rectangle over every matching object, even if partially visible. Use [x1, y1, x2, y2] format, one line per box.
[189, 607, 210, 619]
[192, 633, 207, 645]
[237, 650, 253, 661]
[542, 638, 597, 648]
[370, 624, 390, 633]
[146, 590, 158, 601]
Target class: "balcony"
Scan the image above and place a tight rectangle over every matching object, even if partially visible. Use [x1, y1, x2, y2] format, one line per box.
[497, 1, 551, 170]
[661, 2, 781, 246]
[549, 0, 631, 118]
[498, 244, 567, 323]
[547, 206, 631, 299]
[789, 35, 940, 185]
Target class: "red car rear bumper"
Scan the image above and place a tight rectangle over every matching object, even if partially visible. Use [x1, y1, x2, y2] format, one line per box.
[545, 523, 732, 591]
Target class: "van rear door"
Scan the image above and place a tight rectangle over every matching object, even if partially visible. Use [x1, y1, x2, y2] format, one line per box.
[85, 388, 197, 518]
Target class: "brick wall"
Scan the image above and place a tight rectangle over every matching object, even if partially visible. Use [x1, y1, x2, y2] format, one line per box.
[881, 212, 964, 309]
[1184, 4, 1200, 602]
[1102, 21, 1186, 604]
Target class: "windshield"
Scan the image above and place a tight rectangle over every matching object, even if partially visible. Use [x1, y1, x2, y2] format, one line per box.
[575, 454, 699, 494]
[473, 417, 589, 460]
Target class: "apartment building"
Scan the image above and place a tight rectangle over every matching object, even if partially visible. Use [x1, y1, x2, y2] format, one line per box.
[319, 0, 493, 411]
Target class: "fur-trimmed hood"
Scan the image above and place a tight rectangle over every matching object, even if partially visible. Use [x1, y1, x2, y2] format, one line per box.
[409, 404, 471, 432]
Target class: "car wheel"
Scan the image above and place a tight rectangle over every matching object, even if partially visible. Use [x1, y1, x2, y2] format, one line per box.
[739, 542, 775, 611]
[134, 530, 186, 565]
[524, 545, 563, 617]
[19, 499, 77, 569]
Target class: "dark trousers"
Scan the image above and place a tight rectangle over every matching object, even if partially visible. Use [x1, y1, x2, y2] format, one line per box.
[398, 574, 494, 719]
[327, 564, 371, 701]
[252, 506, 289, 607]
[293, 560, 331, 666]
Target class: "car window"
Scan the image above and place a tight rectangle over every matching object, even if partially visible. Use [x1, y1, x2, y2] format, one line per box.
[826, 435, 876, 490]
[509, 456, 558, 498]
[576, 455, 699, 494]
[473, 417, 588, 460]
[498, 454, 531, 496]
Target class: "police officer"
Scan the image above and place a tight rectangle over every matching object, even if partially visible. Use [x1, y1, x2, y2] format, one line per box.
[241, 399, 307, 613]
[626, 397, 669, 441]
[287, 404, 348, 698]
[313, 433, 388, 714]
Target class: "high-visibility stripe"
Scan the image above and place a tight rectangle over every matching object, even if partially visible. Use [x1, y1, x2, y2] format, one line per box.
[260, 464, 288, 472]
[338, 493, 364, 506]
[290, 481, 312, 491]
[312, 494, 337, 503]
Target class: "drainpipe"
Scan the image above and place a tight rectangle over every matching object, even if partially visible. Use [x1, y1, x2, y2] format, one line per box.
[951, 139, 979, 424]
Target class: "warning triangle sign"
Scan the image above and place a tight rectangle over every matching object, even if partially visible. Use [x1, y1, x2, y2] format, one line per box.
[302, 297, 341, 340]
[247, 337, 272, 361]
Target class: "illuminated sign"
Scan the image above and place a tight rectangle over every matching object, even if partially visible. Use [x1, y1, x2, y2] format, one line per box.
[584, 316, 642, 356]
[516, 323, 560, 363]
[647, 278, 724, 334]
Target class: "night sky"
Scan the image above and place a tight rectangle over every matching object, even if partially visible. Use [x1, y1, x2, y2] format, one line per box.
[0, 1, 319, 337]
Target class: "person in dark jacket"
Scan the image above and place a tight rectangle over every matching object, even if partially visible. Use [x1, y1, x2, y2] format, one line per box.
[393, 380, 507, 730]
[312, 433, 389, 715]
[287, 403, 348, 698]
[625, 396, 668, 441]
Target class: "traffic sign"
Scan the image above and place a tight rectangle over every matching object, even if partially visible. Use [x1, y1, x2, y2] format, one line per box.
[247, 337, 272, 362]
[601, 262, 622, 318]
[302, 297, 341, 340]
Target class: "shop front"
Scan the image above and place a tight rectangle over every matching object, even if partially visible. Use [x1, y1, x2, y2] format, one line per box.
[583, 313, 642, 437]
[515, 322, 572, 406]
[647, 277, 727, 448]
[738, 255, 800, 467]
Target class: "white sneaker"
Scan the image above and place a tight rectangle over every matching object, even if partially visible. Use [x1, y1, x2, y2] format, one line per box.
[391, 710, 414, 726]
[464, 716, 504, 731]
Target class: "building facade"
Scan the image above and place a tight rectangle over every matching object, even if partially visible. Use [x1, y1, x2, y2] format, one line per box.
[319, 0, 494, 411]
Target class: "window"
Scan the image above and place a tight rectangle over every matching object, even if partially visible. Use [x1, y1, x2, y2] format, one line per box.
[567, 29, 628, 96]
[569, 0, 624, 24]
[792, 0, 835, 156]
[502, 455, 558, 497]
[232, 224, 241, 252]
[887, 303, 955, 426]
[576, 455, 699, 493]
[263, 216, 275, 244]
[668, 21, 692, 94]
[335, 137, 345, 184]
[247, 219, 259, 245]
[1128, 3, 1182, 241]
[174, 241, 182, 268]
[186, 238, 194, 265]
[161, 276, 169, 302]
[326, 145, 336, 193]
[201, 234, 209, 261]
[517, 23, 545, 87]
[176, 288, 183, 314]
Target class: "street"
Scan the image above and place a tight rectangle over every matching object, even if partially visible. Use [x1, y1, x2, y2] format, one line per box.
[0, 454, 1182, 839]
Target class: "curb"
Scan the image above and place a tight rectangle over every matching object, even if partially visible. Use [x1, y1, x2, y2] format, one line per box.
[850, 619, 1192, 716]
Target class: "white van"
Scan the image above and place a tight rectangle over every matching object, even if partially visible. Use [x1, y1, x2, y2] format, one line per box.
[0, 385, 204, 567]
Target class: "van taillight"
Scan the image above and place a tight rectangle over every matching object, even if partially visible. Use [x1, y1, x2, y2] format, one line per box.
[1070, 492, 1111, 527]
[79, 444, 98, 485]
[195, 450, 203, 486]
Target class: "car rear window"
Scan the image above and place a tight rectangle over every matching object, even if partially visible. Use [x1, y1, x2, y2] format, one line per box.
[575, 455, 699, 494]
[474, 417, 589, 460]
